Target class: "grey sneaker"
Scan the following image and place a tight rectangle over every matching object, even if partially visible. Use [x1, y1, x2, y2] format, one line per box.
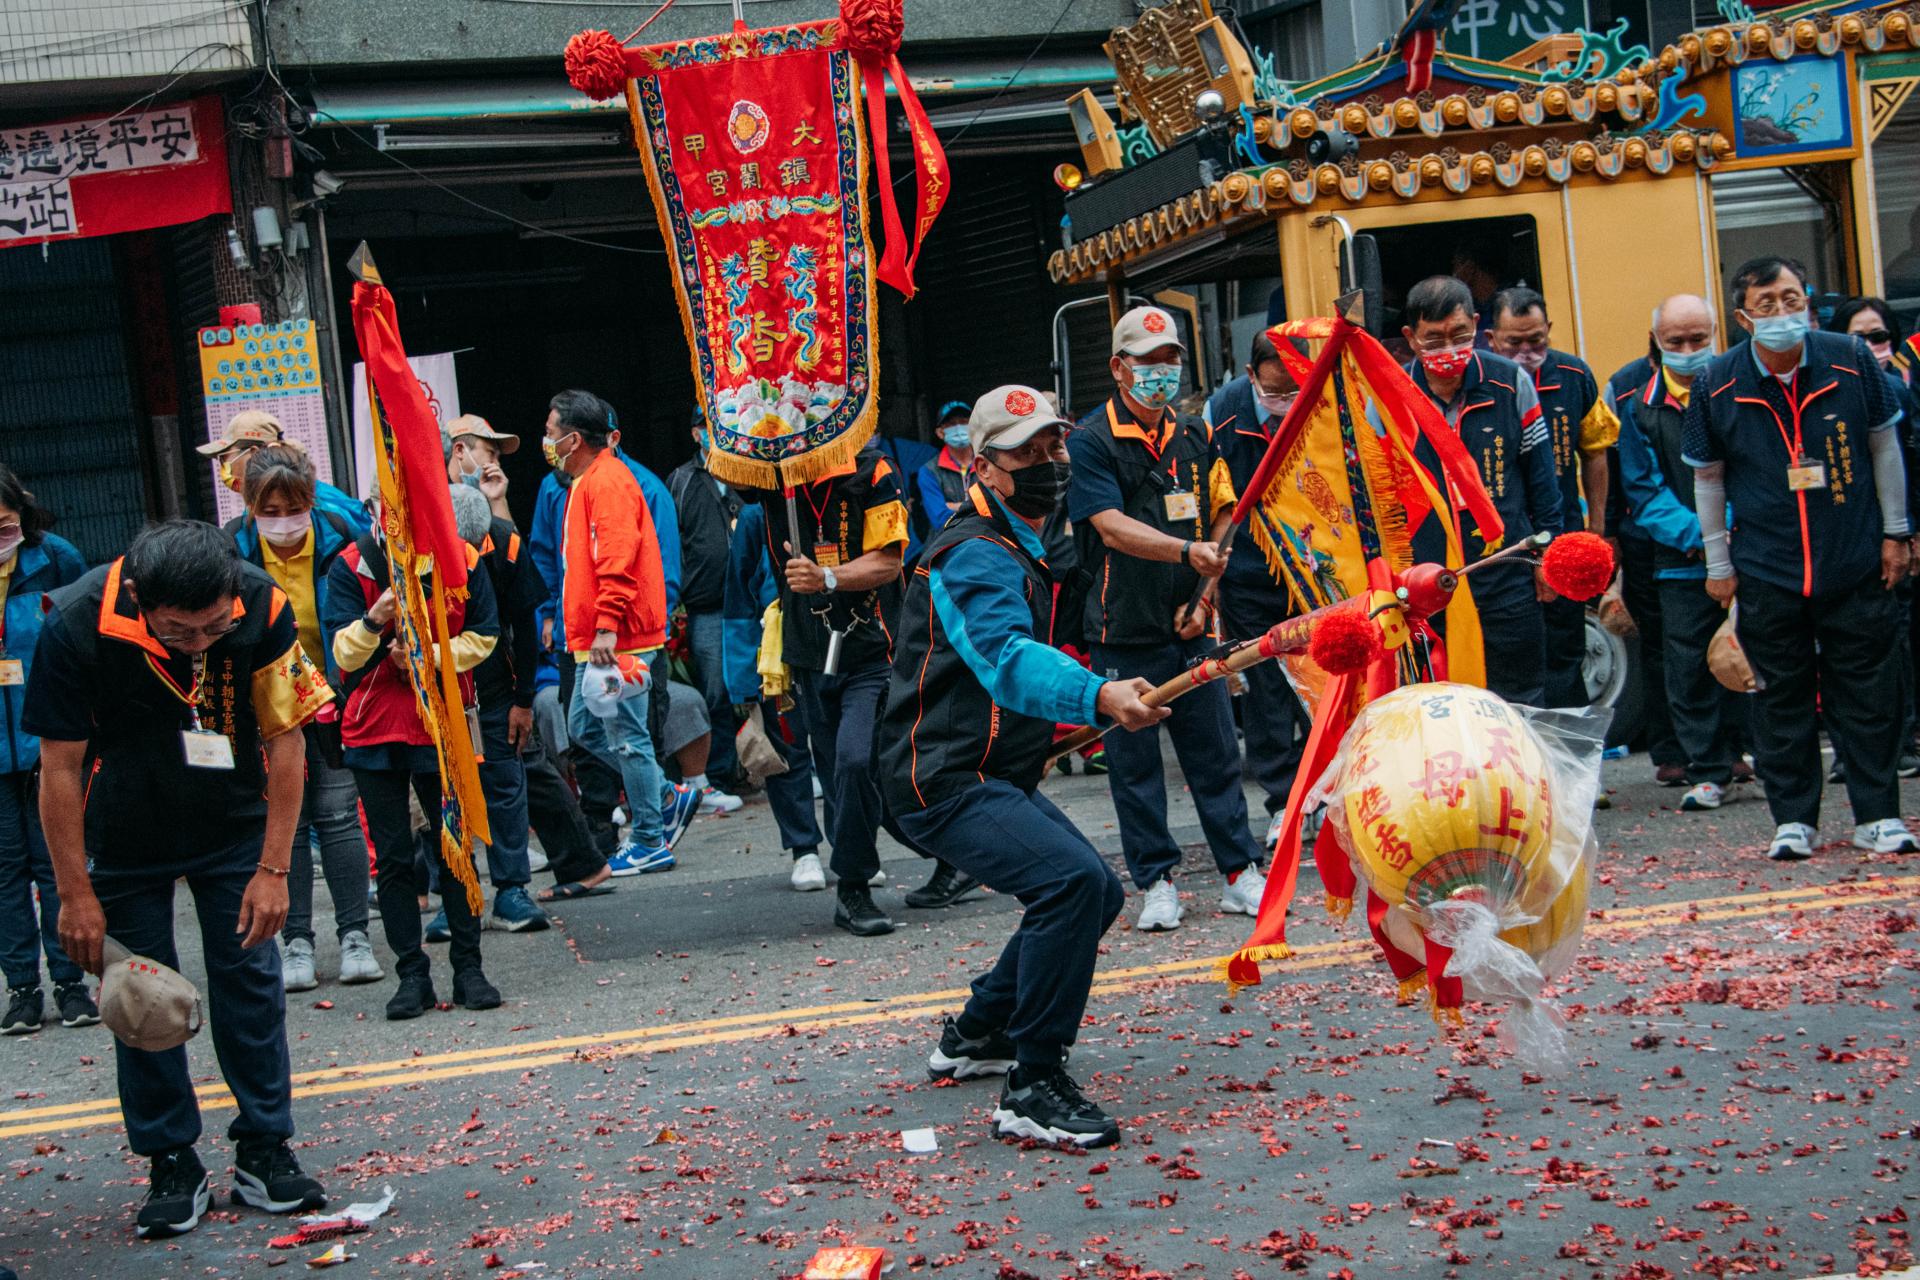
[281, 938, 317, 993]
[337, 930, 384, 985]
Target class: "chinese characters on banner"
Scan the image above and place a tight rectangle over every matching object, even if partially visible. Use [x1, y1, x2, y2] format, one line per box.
[629, 22, 876, 488]
[0, 97, 229, 249]
[198, 321, 332, 524]
[1448, 0, 1588, 62]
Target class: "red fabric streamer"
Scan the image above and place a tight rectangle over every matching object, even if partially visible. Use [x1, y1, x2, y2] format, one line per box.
[351, 283, 466, 593]
[564, 29, 631, 101]
[1308, 603, 1383, 675]
[1541, 531, 1616, 600]
[844, 0, 947, 297]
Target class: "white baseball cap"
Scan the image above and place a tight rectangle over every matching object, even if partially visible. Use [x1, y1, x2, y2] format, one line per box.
[1111, 305, 1186, 357]
[968, 385, 1072, 453]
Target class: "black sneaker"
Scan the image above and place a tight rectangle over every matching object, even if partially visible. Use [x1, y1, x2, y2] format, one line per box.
[54, 982, 100, 1028]
[834, 885, 895, 937]
[2, 986, 41, 1036]
[1083, 746, 1108, 776]
[991, 1065, 1119, 1147]
[1901, 753, 1920, 779]
[137, 1147, 210, 1238]
[904, 860, 982, 909]
[927, 1015, 1015, 1081]
[452, 969, 502, 1011]
[385, 975, 437, 1021]
[231, 1140, 326, 1214]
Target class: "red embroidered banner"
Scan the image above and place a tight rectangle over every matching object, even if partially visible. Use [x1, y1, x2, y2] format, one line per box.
[0, 96, 230, 250]
[565, 3, 947, 488]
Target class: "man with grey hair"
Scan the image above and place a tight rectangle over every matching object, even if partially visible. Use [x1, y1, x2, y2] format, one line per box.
[1610, 294, 1749, 813]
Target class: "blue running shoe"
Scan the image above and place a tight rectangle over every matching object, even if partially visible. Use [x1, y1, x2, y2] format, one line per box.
[490, 886, 551, 933]
[607, 842, 675, 876]
[661, 783, 700, 850]
[423, 907, 451, 943]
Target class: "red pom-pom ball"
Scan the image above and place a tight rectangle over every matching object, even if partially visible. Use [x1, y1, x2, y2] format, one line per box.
[1308, 603, 1384, 676]
[1541, 531, 1616, 601]
[565, 29, 629, 102]
[841, 0, 904, 63]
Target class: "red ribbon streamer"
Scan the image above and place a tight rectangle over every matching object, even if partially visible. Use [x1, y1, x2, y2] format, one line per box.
[860, 56, 948, 298]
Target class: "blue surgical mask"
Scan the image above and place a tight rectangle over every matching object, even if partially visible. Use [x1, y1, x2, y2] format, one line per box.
[458, 467, 484, 491]
[1128, 361, 1182, 408]
[1747, 309, 1810, 353]
[1660, 346, 1713, 377]
[941, 425, 971, 449]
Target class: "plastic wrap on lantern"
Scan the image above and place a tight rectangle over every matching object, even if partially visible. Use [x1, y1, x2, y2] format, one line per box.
[1313, 683, 1607, 1070]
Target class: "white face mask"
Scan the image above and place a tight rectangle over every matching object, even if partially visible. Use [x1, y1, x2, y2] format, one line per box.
[256, 511, 312, 543]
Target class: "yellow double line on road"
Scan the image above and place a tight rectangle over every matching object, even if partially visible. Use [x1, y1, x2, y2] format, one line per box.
[3, 874, 1913, 1142]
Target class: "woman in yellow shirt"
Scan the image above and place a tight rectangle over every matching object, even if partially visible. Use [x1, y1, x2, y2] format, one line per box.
[231, 446, 380, 994]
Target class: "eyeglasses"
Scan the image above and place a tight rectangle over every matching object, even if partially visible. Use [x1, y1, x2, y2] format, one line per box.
[151, 620, 240, 646]
[1741, 294, 1808, 318]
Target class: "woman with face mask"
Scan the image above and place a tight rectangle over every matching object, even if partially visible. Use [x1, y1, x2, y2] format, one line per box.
[231, 446, 382, 995]
[0, 465, 90, 1036]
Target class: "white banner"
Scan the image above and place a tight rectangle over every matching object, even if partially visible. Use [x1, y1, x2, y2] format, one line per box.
[0, 106, 200, 184]
[350, 352, 461, 504]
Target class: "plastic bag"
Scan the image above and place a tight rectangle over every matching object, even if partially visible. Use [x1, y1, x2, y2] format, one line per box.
[735, 703, 791, 783]
[1313, 683, 1608, 1072]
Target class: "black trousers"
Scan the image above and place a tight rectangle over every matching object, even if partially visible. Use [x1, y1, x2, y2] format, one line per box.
[794, 662, 928, 885]
[1218, 584, 1307, 818]
[557, 650, 631, 854]
[525, 741, 607, 885]
[1658, 579, 1737, 787]
[1477, 594, 1547, 707]
[1542, 596, 1588, 708]
[1736, 570, 1903, 828]
[354, 768, 483, 983]
[1620, 537, 1682, 766]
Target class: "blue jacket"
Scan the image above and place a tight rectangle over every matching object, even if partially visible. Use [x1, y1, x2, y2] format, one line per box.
[721, 502, 777, 705]
[528, 449, 682, 636]
[2, 534, 88, 775]
[1610, 356, 1708, 581]
[914, 448, 969, 537]
[315, 480, 374, 539]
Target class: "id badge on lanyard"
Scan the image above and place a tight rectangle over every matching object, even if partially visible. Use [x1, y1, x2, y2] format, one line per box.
[164, 652, 236, 770]
[1786, 455, 1827, 492]
[0, 656, 20, 687]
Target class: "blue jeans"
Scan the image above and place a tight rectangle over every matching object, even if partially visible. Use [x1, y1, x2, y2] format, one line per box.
[687, 610, 739, 781]
[0, 769, 80, 989]
[475, 701, 533, 889]
[761, 702, 822, 857]
[90, 834, 294, 1156]
[898, 781, 1123, 1064]
[567, 656, 666, 848]
[283, 740, 371, 945]
[1093, 638, 1260, 890]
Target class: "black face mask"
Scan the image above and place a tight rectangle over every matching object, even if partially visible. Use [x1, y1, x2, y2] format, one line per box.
[1001, 459, 1071, 519]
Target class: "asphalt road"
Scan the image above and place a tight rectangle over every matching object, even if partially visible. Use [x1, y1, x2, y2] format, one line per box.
[2, 754, 1917, 1280]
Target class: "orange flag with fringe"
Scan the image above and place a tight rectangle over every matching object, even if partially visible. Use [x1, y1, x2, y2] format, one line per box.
[348, 245, 489, 912]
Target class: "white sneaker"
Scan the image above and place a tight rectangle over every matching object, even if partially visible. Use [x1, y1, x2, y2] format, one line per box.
[1220, 865, 1267, 916]
[281, 938, 317, 993]
[789, 852, 827, 892]
[812, 776, 824, 801]
[870, 867, 887, 887]
[1853, 817, 1919, 854]
[338, 930, 384, 984]
[699, 786, 743, 815]
[1680, 781, 1723, 811]
[1768, 822, 1816, 861]
[1263, 811, 1286, 849]
[1135, 878, 1182, 932]
[527, 846, 551, 874]
[611, 805, 629, 828]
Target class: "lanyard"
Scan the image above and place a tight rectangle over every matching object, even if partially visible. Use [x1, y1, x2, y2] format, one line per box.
[1768, 370, 1806, 459]
[802, 477, 841, 541]
[144, 651, 207, 730]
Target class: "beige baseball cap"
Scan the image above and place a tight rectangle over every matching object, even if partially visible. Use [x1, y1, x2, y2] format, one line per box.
[99, 938, 203, 1053]
[447, 413, 520, 455]
[196, 409, 285, 456]
[968, 385, 1072, 454]
[1111, 305, 1186, 357]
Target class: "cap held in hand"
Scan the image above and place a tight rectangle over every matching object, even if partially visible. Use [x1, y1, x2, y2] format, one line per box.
[99, 937, 203, 1053]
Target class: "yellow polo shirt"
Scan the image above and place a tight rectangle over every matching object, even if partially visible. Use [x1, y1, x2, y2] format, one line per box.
[261, 528, 322, 664]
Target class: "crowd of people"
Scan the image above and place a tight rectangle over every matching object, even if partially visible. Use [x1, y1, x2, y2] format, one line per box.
[0, 253, 1915, 1227]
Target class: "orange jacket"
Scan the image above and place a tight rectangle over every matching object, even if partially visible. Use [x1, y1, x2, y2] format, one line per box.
[563, 447, 668, 653]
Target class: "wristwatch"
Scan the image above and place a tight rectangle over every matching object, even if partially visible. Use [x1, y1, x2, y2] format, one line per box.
[822, 566, 840, 593]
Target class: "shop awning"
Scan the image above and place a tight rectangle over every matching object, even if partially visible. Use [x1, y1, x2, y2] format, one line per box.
[309, 53, 1114, 128]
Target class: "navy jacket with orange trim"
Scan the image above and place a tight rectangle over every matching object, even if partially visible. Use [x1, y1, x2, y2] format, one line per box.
[1681, 332, 1904, 598]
